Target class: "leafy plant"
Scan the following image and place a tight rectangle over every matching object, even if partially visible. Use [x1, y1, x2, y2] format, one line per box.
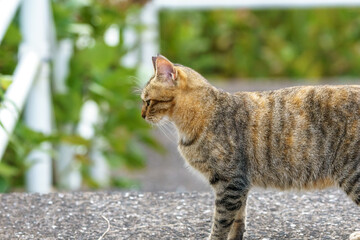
[52, 0, 162, 176]
[0, 0, 162, 192]
[160, 9, 360, 80]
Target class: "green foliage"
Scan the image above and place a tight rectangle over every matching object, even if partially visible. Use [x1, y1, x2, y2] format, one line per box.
[111, 177, 140, 189]
[1, 122, 53, 192]
[0, 75, 13, 102]
[0, 22, 21, 75]
[160, 9, 360, 80]
[0, 0, 160, 192]
[52, 0, 160, 178]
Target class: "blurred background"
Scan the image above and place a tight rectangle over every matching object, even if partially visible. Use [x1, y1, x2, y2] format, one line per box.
[0, 0, 360, 193]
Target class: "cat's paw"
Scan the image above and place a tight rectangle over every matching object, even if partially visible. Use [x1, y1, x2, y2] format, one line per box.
[350, 231, 360, 240]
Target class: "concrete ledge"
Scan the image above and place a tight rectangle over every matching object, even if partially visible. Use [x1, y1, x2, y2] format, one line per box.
[0, 189, 359, 239]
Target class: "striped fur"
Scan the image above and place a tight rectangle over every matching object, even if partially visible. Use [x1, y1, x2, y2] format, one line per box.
[141, 55, 360, 240]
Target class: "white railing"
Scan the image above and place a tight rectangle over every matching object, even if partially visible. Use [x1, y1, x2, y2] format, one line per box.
[0, 0, 53, 193]
[139, 0, 360, 83]
[0, 0, 107, 193]
[0, 52, 40, 158]
[21, 0, 54, 193]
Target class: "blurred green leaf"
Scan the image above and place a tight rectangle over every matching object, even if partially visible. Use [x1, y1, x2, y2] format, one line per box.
[111, 177, 140, 189]
[0, 177, 10, 192]
[160, 9, 360, 79]
[0, 75, 13, 90]
[0, 22, 21, 75]
[61, 135, 90, 146]
[0, 162, 19, 177]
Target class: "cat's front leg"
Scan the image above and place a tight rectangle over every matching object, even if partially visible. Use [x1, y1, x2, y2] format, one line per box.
[227, 197, 248, 240]
[209, 179, 249, 240]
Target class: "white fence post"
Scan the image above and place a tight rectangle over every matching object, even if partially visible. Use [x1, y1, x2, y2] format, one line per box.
[24, 63, 52, 193]
[53, 39, 82, 190]
[20, 0, 54, 193]
[77, 100, 109, 187]
[139, 2, 159, 84]
[120, 21, 138, 69]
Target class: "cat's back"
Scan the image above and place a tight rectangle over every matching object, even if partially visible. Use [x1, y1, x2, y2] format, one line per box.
[235, 85, 360, 189]
[242, 85, 360, 121]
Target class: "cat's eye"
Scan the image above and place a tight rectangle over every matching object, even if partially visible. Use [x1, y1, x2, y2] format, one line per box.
[146, 100, 151, 106]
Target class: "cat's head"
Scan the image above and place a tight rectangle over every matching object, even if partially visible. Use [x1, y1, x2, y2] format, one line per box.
[140, 55, 207, 124]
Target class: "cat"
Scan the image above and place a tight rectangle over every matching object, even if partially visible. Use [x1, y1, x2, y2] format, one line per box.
[141, 54, 360, 240]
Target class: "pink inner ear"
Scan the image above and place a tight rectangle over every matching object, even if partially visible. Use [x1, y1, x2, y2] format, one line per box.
[156, 57, 176, 83]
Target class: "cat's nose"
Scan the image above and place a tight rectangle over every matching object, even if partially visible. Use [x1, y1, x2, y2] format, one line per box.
[141, 112, 146, 119]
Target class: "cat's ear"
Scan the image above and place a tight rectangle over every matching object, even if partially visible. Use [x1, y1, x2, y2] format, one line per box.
[153, 55, 177, 86]
[152, 56, 157, 71]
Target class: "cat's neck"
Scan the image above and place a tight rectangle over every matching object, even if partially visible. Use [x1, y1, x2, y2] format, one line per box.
[170, 86, 217, 143]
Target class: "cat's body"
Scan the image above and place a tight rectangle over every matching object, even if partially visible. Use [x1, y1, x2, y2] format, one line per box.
[182, 85, 360, 192]
[141, 55, 360, 240]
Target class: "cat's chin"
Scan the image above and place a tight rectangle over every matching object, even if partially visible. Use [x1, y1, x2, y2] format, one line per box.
[145, 119, 158, 125]
[146, 116, 170, 126]
[145, 117, 162, 125]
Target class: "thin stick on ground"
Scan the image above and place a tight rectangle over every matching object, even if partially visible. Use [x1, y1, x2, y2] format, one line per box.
[98, 215, 111, 240]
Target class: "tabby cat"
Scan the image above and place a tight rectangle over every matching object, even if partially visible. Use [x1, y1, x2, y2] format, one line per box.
[141, 55, 360, 240]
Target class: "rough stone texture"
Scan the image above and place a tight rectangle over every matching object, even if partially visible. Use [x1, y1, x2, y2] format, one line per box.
[1, 189, 359, 239]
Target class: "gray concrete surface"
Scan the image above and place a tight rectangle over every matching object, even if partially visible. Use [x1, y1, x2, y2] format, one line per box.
[1, 189, 359, 239]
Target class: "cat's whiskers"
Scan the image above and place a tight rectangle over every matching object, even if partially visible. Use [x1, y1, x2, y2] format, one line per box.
[128, 75, 145, 96]
[132, 87, 143, 96]
[128, 75, 143, 87]
[157, 124, 171, 142]
[157, 118, 176, 143]
[164, 121, 178, 142]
